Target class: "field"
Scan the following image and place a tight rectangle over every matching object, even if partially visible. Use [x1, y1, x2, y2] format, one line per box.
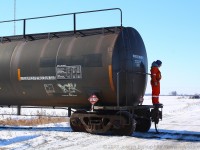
[0, 96, 200, 150]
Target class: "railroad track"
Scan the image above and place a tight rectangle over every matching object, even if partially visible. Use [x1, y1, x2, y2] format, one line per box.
[0, 126, 71, 132]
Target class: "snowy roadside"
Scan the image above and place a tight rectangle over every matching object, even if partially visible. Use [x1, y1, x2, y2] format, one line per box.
[0, 96, 200, 150]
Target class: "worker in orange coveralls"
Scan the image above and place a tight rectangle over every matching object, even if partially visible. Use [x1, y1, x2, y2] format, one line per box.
[150, 60, 162, 105]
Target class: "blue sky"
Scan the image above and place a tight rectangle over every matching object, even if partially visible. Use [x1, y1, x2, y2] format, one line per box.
[0, 0, 200, 95]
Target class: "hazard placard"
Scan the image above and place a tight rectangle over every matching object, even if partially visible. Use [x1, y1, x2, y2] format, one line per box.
[88, 94, 99, 105]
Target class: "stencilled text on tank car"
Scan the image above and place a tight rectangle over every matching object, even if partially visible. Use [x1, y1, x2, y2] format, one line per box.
[133, 54, 144, 67]
[56, 65, 82, 79]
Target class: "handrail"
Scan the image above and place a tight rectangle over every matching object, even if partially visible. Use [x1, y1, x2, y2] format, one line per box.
[0, 8, 122, 38]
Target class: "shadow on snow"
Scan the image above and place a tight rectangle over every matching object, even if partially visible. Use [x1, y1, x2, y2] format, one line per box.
[0, 135, 40, 146]
[1, 126, 200, 142]
[133, 129, 200, 142]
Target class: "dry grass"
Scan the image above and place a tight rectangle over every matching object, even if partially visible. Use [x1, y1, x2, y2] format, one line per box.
[0, 116, 69, 126]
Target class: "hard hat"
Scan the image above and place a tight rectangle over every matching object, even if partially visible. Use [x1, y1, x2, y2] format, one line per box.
[156, 60, 162, 66]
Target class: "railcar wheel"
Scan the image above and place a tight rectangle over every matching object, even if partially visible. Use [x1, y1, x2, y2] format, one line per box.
[112, 111, 136, 136]
[70, 110, 87, 132]
[135, 108, 151, 132]
[135, 118, 151, 132]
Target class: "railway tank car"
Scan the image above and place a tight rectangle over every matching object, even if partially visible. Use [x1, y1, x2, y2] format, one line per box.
[0, 8, 163, 135]
[0, 27, 146, 107]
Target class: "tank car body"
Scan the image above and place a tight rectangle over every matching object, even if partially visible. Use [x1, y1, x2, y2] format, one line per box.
[0, 8, 163, 135]
[0, 27, 147, 108]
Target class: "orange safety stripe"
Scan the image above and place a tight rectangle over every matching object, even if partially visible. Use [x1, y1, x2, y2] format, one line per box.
[17, 69, 21, 81]
[108, 65, 115, 92]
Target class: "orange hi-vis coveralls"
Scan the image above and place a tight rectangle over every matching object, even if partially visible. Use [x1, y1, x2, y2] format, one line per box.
[150, 63, 162, 104]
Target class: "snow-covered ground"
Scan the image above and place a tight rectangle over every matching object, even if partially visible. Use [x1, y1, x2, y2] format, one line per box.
[0, 96, 200, 150]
